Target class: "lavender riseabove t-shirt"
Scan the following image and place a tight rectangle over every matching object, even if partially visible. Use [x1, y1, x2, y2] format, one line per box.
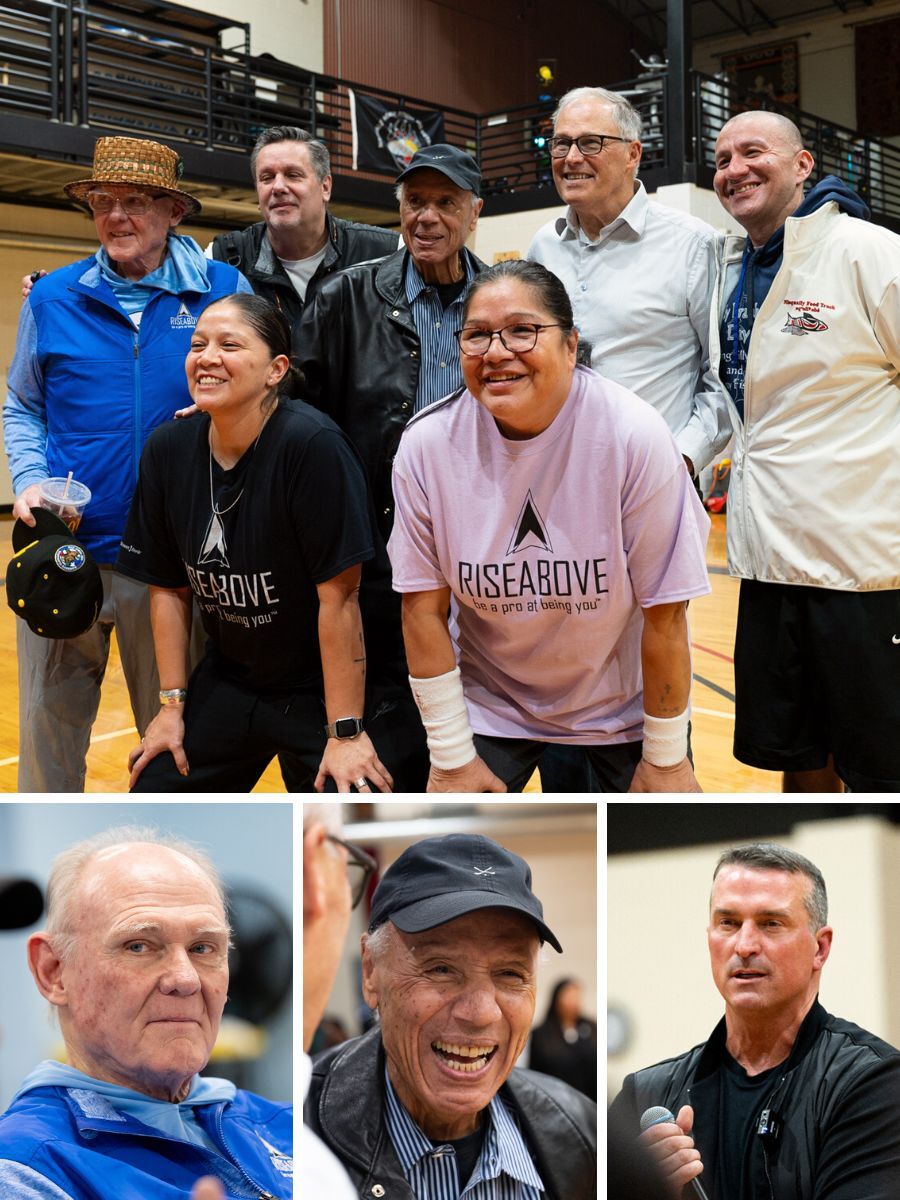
[388, 365, 711, 743]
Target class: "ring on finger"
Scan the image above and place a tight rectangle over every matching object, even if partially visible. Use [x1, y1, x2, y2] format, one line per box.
[354, 776, 368, 790]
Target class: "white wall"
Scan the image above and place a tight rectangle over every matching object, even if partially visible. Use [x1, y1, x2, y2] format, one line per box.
[607, 814, 900, 1101]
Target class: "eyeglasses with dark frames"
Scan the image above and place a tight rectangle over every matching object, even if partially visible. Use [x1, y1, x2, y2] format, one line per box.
[547, 133, 631, 158]
[327, 834, 377, 909]
[455, 323, 569, 357]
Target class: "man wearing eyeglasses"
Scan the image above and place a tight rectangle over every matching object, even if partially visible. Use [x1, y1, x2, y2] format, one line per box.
[528, 87, 731, 481]
[303, 804, 374, 1199]
[3, 135, 251, 792]
[292, 144, 488, 792]
[305, 833, 597, 1198]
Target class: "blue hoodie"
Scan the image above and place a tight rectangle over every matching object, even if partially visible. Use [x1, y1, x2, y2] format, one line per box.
[0, 1063, 292, 1199]
[719, 175, 870, 419]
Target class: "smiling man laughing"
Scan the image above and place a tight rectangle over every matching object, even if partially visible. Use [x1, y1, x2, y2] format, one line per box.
[304, 833, 597, 1198]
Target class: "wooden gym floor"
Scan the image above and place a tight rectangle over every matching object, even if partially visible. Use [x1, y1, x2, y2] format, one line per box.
[0, 513, 777, 794]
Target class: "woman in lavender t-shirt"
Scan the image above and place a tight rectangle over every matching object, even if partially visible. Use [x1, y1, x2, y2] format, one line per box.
[388, 259, 711, 793]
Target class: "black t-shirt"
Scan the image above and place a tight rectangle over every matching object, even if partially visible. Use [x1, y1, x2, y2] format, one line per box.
[117, 399, 375, 692]
[441, 1124, 486, 1190]
[715, 1050, 784, 1200]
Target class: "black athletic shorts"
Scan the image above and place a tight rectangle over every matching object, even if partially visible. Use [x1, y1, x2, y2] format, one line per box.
[733, 580, 900, 792]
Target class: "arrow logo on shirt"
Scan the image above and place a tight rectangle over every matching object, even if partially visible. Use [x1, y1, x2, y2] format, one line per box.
[507, 491, 552, 555]
[198, 511, 230, 568]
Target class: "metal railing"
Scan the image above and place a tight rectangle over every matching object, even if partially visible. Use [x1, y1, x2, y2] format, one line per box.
[0, 0, 897, 228]
[693, 71, 900, 227]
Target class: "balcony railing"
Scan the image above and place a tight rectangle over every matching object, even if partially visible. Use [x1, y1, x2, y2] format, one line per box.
[0, 0, 897, 230]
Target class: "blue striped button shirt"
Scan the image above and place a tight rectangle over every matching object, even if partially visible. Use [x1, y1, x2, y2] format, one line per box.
[383, 1068, 545, 1199]
[405, 253, 478, 413]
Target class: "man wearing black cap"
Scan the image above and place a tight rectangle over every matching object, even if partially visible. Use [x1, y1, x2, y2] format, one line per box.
[304, 834, 597, 1198]
[293, 145, 487, 792]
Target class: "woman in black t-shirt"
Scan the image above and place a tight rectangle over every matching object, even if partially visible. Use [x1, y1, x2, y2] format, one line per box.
[119, 293, 394, 793]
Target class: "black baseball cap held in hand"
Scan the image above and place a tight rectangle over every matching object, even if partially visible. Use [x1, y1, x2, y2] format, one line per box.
[395, 143, 482, 194]
[6, 508, 103, 639]
[368, 833, 563, 952]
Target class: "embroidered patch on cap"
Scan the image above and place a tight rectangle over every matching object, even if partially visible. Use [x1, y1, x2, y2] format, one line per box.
[54, 544, 87, 572]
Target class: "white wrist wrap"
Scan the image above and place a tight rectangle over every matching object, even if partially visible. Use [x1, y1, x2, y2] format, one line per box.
[409, 667, 476, 770]
[642, 709, 689, 767]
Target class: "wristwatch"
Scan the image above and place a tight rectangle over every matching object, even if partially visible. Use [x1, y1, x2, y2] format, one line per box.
[324, 716, 364, 739]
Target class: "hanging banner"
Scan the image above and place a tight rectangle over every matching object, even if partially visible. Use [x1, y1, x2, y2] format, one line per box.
[349, 89, 445, 174]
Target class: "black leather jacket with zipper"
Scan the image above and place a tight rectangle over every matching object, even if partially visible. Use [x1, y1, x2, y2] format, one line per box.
[609, 1000, 900, 1200]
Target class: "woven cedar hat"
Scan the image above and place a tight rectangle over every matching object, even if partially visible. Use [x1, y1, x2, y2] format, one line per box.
[64, 136, 201, 216]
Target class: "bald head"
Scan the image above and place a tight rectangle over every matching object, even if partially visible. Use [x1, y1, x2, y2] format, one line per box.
[719, 110, 805, 154]
[714, 111, 815, 245]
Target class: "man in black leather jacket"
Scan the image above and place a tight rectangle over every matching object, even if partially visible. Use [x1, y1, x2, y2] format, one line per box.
[292, 147, 487, 790]
[609, 843, 900, 1200]
[305, 834, 597, 1198]
[210, 126, 398, 332]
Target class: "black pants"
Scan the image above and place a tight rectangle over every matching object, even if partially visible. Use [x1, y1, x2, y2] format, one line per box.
[475, 734, 643, 794]
[132, 654, 429, 793]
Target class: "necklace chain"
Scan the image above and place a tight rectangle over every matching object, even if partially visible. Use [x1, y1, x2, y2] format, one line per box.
[208, 404, 277, 518]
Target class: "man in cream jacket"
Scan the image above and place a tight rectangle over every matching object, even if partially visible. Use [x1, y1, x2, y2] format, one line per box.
[712, 110, 899, 795]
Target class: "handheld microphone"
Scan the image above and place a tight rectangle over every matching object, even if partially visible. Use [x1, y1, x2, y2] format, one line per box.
[640, 1106, 711, 1200]
[0, 877, 44, 930]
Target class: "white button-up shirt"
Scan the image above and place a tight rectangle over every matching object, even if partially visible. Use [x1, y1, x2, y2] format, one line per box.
[528, 181, 732, 473]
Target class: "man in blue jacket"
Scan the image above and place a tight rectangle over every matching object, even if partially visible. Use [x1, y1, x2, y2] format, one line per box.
[0, 827, 292, 1199]
[2, 134, 250, 792]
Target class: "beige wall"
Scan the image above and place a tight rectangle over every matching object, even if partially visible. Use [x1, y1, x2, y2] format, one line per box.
[166, 0, 325, 70]
[608, 814, 900, 1100]
[694, 0, 900, 135]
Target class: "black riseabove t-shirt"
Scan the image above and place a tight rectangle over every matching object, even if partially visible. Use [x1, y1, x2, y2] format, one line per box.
[716, 1049, 784, 1200]
[117, 399, 375, 692]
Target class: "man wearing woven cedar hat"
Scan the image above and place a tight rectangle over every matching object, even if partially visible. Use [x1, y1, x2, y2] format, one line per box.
[305, 833, 597, 1198]
[2, 135, 252, 792]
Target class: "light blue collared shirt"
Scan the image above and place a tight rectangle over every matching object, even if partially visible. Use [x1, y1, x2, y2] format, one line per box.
[383, 1067, 545, 1199]
[405, 252, 477, 413]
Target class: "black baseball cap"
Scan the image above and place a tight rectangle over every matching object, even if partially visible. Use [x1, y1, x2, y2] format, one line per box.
[6, 508, 102, 639]
[395, 143, 482, 194]
[368, 833, 562, 952]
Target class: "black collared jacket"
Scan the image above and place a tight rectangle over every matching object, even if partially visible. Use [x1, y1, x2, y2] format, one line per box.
[609, 1000, 900, 1200]
[305, 1027, 597, 1199]
[292, 245, 485, 545]
[211, 212, 398, 332]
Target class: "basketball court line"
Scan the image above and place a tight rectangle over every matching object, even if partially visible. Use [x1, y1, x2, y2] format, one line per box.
[0, 724, 137, 768]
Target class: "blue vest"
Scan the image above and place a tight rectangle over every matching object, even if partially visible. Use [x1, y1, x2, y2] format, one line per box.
[0, 1084, 292, 1199]
[29, 257, 242, 563]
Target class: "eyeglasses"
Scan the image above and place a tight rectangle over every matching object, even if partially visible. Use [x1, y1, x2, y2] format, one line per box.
[86, 190, 166, 216]
[327, 834, 377, 909]
[547, 134, 630, 158]
[455, 323, 569, 356]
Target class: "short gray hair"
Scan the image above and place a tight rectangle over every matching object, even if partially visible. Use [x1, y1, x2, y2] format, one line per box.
[712, 843, 828, 930]
[45, 826, 228, 964]
[250, 126, 331, 182]
[554, 86, 642, 142]
[303, 802, 344, 836]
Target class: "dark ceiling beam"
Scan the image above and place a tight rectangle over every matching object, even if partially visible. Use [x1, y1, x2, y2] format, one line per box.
[711, 0, 751, 36]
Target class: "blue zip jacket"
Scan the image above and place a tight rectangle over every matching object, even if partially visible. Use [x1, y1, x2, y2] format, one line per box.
[0, 1084, 292, 1199]
[3, 246, 247, 563]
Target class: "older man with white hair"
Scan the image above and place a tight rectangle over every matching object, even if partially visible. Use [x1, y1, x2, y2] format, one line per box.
[528, 86, 730, 480]
[0, 827, 292, 1199]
